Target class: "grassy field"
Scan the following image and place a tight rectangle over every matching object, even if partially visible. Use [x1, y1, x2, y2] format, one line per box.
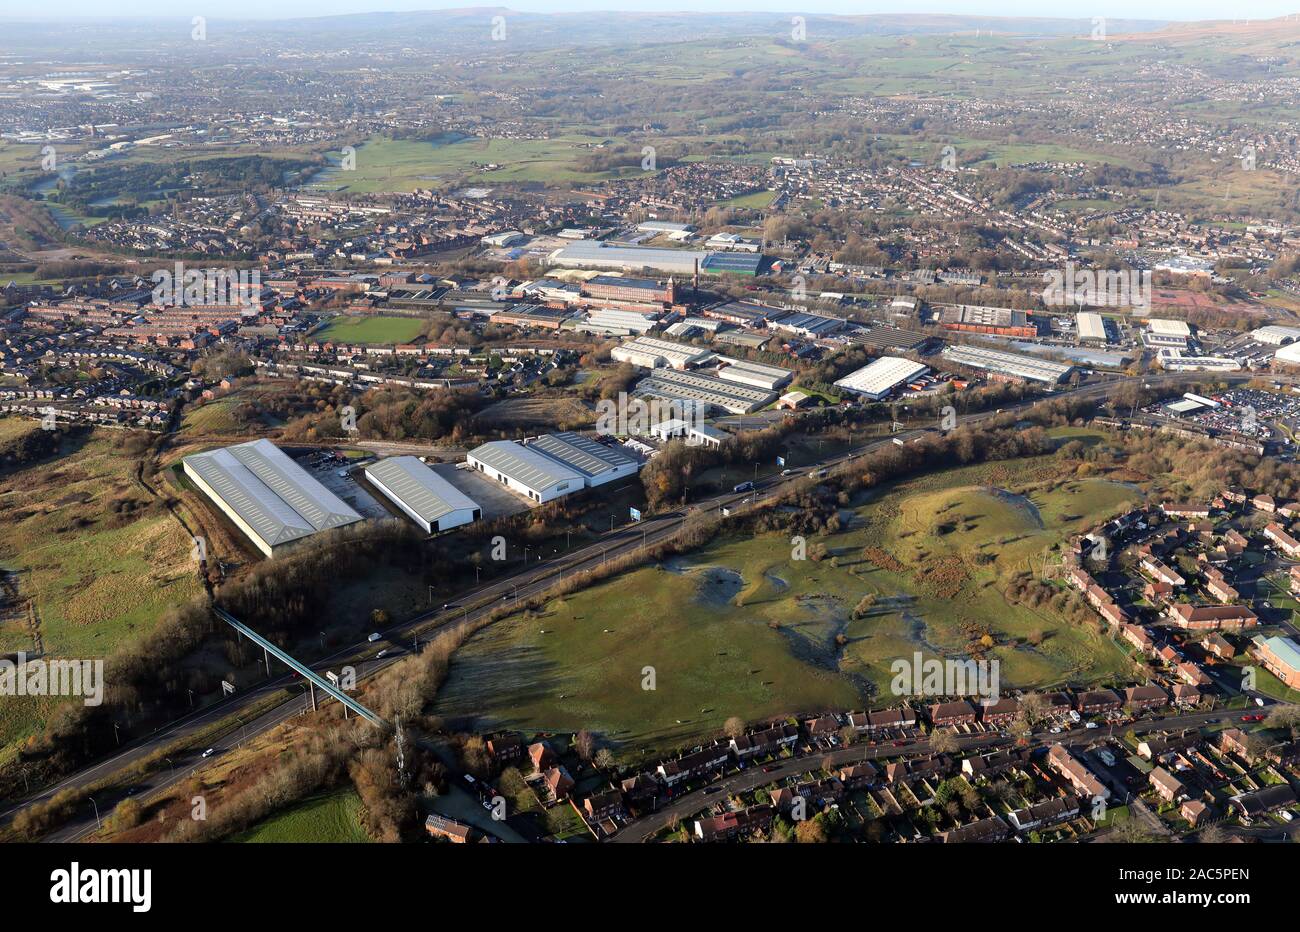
[234, 790, 372, 843]
[476, 396, 594, 430]
[309, 315, 426, 345]
[436, 442, 1141, 758]
[313, 134, 638, 193]
[0, 426, 204, 758]
[0, 428, 202, 660]
[180, 397, 245, 435]
[720, 189, 776, 209]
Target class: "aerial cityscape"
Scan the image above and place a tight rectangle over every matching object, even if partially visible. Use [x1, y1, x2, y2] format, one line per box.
[2, 1, 1300, 907]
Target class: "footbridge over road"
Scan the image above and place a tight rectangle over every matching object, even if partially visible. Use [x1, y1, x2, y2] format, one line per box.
[214, 607, 388, 729]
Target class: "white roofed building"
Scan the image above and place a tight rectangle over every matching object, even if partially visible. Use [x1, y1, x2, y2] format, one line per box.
[466, 441, 584, 504]
[834, 356, 929, 400]
[365, 456, 482, 534]
[183, 439, 363, 558]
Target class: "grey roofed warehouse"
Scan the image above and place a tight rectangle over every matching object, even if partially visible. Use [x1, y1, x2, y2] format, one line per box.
[467, 440, 584, 503]
[523, 432, 640, 487]
[182, 438, 362, 558]
[364, 456, 482, 534]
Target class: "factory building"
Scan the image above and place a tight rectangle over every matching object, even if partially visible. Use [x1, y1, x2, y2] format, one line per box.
[182, 439, 362, 558]
[941, 344, 1073, 384]
[465, 433, 642, 503]
[581, 275, 676, 305]
[1252, 325, 1300, 346]
[633, 368, 776, 414]
[1275, 342, 1300, 367]
[713, 356, 794, 391]
[701, 301, 772, 327]
[938, 305, 1037, 338]
[548, 241, 708, 275]
[1075, 311, 1109, 343]
[573, 308, 663, 336]
[834, 356, 930, 400]
[523, 432, 640, 488]
[364, 456, 482, 534]
[767, 310, 846, 339]
[1156, 348, 1241, 372]
[1143, 318, 1192, 351]
[467, 441, 584, 504]
[611, 335, 712, 370]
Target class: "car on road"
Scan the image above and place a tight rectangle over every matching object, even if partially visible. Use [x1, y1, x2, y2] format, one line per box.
[376, 649, 390, 659]
[201, 748, 216, 758]
[1084, 722, 1098, 729]
[1241, 713, 1265, 722]
[762, 765, 777, 773]
[367, 632, 382, 642]
[732, 481, 754, 493]
[703, 786, 723, 795]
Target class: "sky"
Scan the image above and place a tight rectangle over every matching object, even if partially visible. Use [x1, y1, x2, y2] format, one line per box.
[0, 0, 1297, 20]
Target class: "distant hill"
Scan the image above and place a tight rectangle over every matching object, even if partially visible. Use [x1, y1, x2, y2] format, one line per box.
[2, 9, 1173, 56]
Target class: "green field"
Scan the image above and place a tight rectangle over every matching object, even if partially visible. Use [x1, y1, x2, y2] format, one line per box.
[312, 134, 641, 193]
[234, 790, 372, 843]
[0, 426, 204, 758]
[435, 447, 1141, 757]
[180, 397, 244, 435]
[720, 190, 776, 209]
[310, 315, 425, 345]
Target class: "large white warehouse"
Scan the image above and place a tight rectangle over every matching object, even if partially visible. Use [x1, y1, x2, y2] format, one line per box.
[182, 439, 363, 558]
[365, 456, 482, 534]
[611, 335, 712, 370]
[467, 440, 585, 503]
[834, 356, 929, 400]
[713, 356, 794, 391]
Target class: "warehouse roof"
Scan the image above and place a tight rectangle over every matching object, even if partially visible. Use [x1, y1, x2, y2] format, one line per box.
[548, 241, 708, 272]
[634, 367, 776, 413]
[183, 439, 361, 548]
[700, 252, 763, 275]
[469, 440, 583, 492]
[834, 356, 929, 398]
[1148, 318, 1192, 337]
[365, 456, 480, 526]
[941, 344, 1073, 383]
[1254, 324, 1300, 345]
[527, 432, 638, 479]
[1076, 311, 1107, 342]
[849, 326, 931, 351]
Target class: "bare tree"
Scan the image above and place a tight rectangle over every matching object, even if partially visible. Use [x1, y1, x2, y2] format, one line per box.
[929, 729, 959, 754]
[575, 729, 597, 762]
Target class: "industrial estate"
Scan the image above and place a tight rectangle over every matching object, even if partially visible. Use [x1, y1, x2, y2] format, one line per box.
[0, 7, 1299, 907]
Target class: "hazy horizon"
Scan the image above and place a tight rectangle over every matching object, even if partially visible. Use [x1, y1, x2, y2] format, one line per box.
[1, 2, 1298, 23]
